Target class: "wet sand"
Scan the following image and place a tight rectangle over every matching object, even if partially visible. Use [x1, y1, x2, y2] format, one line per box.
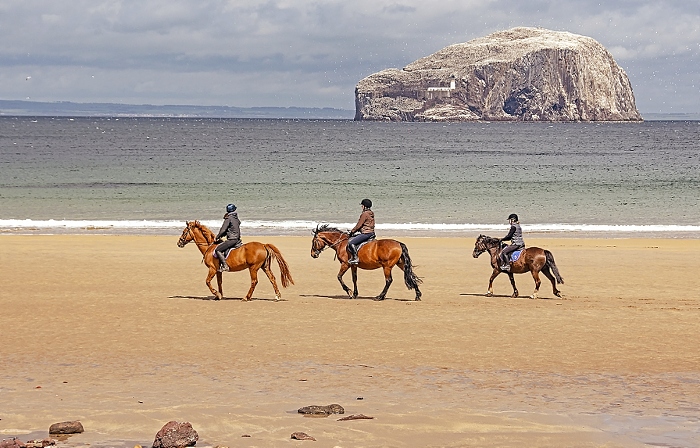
[1, 235, 699, 447]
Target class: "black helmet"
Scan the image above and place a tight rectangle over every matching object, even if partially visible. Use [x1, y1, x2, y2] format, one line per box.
[507, 213, 518, 222]
[226, 203, 237, 213]
[360, 199, 372, 208]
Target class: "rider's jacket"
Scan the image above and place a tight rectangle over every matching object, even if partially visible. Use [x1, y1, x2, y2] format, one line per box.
[502, 223, 524, 247]
[351, 210, 375, 234]
[217, 211, 241, 242]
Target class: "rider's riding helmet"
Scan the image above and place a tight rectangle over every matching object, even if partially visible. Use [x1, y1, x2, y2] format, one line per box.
[361, 199, 372, 209]
[507, 213, 519, 222]
[226, 203, 237, 213]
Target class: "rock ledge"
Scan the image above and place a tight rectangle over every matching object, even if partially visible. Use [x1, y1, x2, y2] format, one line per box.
[355, 27, 641, 122]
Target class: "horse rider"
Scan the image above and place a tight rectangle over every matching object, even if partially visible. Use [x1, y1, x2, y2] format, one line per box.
[499, 213, 525, 271]
[214, 203, 241, 272]
[347, 199, 375, 265]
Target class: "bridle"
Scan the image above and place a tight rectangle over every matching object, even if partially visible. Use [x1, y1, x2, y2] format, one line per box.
[472, 235, 500, 258]
[312, 231, 347, 258]
[179, 223, 215, 249]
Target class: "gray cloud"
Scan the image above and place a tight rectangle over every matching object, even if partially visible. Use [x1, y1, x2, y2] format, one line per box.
[1, 0, 697, 112]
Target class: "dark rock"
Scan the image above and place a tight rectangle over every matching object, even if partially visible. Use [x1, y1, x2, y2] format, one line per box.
[297, 404, 344, 415]
[290, 432, 316, 441]
[337, 414, 374, 421]
[0, 438, 25, 448]
[48, 421, 84, 435]
[355, 27, 642, 122]
[152, 421, 199, 448]
[25, 440, 55, 448]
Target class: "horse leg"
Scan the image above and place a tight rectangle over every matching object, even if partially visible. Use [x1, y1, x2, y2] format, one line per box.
[530, 270, 541, 299]
[206, 268, 222, 300]
[541, 266, 561, 297]
[262, 263, 282, 301]
[244, 266, 260, 301]
[351, 266, 359, 299]
[374, 265, 393, 301]
[337, 264, 352, 297]
[216, 271, 223, 298]
[486, 269, 499, 297]
[508, 273, 519, 298]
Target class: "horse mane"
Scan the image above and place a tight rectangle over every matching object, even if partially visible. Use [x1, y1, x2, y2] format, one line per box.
[191, 220, 216, 243]
[478, 234, 502, 247]
[314, 224, 344, 234]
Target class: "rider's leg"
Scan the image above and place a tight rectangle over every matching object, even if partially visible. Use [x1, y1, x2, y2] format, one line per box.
[216, 240, 237, 271]
[500, 245, 516, 270]
[348, 233, 372, 264]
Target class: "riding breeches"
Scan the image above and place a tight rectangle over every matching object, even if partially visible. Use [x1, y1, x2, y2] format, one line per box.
[501, 244, 524, 262]
[216, 238, 241, 256]
[348, 232, 375, 256]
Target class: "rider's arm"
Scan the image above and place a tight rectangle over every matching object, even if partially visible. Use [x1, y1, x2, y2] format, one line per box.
[216, 217, 230, 240]
[350, 212, 368, 234]
[501, 225, 515, 242]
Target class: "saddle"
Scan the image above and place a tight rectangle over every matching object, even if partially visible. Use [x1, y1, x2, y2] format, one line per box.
[354, 234, 376, 252]
[217, 240, 243, 258]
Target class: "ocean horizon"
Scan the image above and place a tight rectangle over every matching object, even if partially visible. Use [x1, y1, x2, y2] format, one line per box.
[1, 117, 698, 238]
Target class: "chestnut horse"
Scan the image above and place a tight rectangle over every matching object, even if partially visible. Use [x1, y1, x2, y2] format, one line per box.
[311, 225, 422, 301]
[472, 235, 564, 299]
[177, 221, 293, 301]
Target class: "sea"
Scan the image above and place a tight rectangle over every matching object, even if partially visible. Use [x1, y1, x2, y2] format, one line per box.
[1, 116, 698, 238]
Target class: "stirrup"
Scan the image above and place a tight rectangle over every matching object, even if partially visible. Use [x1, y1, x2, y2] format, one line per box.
[500, 264, 510, 271]
[219, 263, 229, 272]
[348, 257, 359, 265]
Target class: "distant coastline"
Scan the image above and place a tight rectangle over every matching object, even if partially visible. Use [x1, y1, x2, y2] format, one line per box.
[0, 99, 355, 119]
[1, 99, 697, 121]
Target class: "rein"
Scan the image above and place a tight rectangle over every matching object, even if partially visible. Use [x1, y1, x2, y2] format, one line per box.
[315, 231, 348, 260]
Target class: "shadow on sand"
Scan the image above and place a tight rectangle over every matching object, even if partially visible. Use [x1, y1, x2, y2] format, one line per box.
[299, 294, 414, 302]
[168, 295, 284, 302]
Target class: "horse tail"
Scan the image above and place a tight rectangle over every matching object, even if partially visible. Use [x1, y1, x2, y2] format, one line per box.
[265, 244, 295, 288]
[399, 242, 423, 290]
[544, 250, 564, 284]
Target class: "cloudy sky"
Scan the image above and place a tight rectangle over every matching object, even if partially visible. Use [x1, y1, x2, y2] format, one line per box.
[1, 0, 698, 113]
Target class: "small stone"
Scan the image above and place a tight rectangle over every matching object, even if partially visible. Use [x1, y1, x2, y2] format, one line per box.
[290, 432, 316, 441]
[0, 438, 25, 448]
[152, 421, 198, 448]
[49, 421, 84, 435]
[297, 404, 344, 415]
[337, 414, 374, 421]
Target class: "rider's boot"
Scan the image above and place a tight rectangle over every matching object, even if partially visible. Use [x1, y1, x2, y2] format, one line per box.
[347, 245, 359, 265]
[217, 252, 229, 272]
[499, 254, 510, 271]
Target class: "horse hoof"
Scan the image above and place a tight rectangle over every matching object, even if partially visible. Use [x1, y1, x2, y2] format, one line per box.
[373, 296, 385, 301]
[485, 292, 493, 297]
[275, 295, 281, 302]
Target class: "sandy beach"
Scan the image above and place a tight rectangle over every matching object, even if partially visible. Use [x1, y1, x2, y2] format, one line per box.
[1, 235, 699, 447]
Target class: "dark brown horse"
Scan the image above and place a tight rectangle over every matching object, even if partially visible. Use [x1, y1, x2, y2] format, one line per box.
[311, 225, 422, 301]
[472, 235, 564, 299]
[177, 221, 293, 301]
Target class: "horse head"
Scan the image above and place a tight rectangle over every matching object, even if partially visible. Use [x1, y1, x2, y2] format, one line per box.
[473, 234, 500, 258]
[177, 221, 195, 247]
[311, 224, 347, 258]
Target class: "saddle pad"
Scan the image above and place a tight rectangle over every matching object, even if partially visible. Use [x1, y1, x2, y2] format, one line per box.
[217, 241, 243, 258]
[510, 250, 522, 262]
[356, 236, 376, 252]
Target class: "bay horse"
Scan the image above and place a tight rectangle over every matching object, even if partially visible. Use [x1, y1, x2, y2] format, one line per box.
[472, 235, 564, 299]
[177, 221, 293, 301]
[311, 225, 422, 301]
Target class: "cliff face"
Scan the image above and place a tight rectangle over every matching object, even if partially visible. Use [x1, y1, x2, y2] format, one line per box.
[355, 27, 642, 122]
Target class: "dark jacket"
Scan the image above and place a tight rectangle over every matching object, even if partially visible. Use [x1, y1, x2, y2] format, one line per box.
[217, 212, 241, 242]
[502, 223, 524, 247]
[351, 209, 375, 234]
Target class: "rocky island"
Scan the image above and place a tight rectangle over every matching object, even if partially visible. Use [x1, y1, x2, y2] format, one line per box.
[354, 27, 642, 122]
